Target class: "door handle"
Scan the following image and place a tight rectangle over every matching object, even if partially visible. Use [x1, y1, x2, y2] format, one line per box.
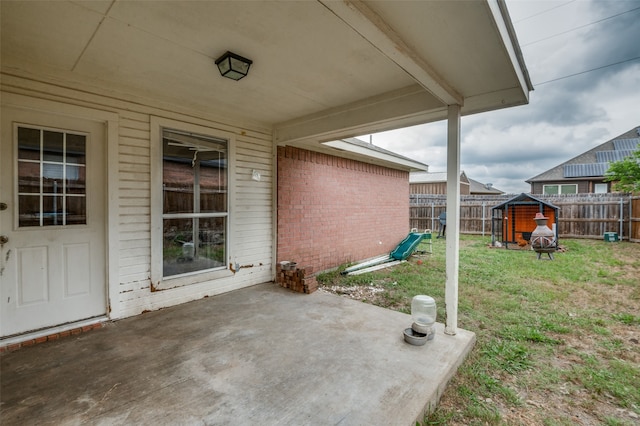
[0, 202, 7, 211]
[0, 235, 8, 245]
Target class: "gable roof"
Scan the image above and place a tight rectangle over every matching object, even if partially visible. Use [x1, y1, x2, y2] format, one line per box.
[323, 138, 428, 172]
[410, 171, 469, 184]
[526, 126, 640, 183]
[468, 178, 504, 194]
[492, 193, 559, 210]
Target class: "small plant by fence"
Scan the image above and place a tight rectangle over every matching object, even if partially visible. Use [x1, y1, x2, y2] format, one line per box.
[410, 193, 640, 242]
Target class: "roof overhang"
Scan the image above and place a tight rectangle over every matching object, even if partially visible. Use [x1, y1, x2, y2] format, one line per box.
[322, 139, 428, 172]
[1, 0, 531, 148]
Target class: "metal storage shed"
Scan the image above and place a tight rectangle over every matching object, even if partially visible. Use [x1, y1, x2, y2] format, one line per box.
[491, 193, 559, 248]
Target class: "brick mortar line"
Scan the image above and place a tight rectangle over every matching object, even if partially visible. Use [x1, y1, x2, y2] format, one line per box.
[0, 323, 104, 354]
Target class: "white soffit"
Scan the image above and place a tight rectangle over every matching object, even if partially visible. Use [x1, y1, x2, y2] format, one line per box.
[1, 1, 530, 141]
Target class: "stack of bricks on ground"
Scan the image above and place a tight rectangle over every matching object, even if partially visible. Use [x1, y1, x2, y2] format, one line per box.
[276, 264, 318, 294]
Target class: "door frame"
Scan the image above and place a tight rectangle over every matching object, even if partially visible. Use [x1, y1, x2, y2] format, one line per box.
[1, 93, 120, 330]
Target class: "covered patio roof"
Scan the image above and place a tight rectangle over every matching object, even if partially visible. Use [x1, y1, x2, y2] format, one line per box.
[1, 0, 532, 152]
[1, 0, 532, 336]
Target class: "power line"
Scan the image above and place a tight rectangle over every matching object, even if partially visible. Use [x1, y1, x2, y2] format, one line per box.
[535, 56, 640, 86]
[523, 6, 640, 47]
[514, 0, 576, 23]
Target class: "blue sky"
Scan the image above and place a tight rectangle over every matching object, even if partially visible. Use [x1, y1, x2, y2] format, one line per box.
[358, 0, 640, 194]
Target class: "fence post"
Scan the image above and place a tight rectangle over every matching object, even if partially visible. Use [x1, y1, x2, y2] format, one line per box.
[482, 201, 486, 237]
[630, 196, 633, 241]
[431, 202, 435, 232]
[620, 198, 624, 239]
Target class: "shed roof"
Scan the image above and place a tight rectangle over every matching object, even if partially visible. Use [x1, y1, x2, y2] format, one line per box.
[492, 193, 559, 210]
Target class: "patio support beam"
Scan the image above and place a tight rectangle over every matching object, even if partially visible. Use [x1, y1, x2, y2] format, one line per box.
[445, 104, 461, 335]
[318, 0, 463, 106]
[274, 85, 445, 145]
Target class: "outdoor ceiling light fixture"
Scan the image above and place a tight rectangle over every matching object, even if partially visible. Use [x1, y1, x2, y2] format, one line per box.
[215, 51, 253, 81]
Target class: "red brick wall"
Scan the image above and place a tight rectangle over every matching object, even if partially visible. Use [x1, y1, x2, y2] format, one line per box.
[277, 146, 410, 273]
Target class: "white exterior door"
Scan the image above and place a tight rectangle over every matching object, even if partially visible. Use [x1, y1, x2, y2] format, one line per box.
[0, 107, 106, 337]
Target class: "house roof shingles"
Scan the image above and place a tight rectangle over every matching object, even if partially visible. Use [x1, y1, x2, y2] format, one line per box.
[526, 126, 640, 183]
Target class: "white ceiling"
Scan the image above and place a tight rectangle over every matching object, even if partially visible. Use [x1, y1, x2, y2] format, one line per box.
[1, 0, 531, 146]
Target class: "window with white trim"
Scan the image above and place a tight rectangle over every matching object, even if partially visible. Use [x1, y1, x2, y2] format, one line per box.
[161, 129, 228, 278]
[594, 183, 608, 194]
[16, 126, 87, 227]
[543, 184, 577, 195]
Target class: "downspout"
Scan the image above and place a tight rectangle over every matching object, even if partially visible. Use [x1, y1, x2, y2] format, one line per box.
[445, 104, 461, 336]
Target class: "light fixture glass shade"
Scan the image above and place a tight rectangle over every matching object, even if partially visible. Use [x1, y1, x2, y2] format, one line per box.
[215, 51, 252, 81]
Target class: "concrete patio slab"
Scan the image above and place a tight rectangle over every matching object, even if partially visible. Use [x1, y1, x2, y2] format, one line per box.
[1, 283, 475, 425]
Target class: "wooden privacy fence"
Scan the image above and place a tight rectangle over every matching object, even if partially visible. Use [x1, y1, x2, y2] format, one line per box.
[410, 194, 640, 242]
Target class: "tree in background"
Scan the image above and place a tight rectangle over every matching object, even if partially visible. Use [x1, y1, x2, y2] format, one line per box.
[604, 146, 640, 193]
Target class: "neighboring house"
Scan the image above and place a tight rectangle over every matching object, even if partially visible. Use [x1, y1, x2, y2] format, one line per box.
[527, 126, 640, 194]
[0, 1, 531, 342]
[410, 171, 470, 195]
[469, 178, 505, 195]
[410, 172, 503, 195]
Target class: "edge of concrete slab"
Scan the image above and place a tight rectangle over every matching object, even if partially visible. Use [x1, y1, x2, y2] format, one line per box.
[1, 283, 477, 425]
[413, 327, 476, 424]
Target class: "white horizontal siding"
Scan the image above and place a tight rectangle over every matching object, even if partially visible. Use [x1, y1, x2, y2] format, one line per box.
[2, 73, 274, 321]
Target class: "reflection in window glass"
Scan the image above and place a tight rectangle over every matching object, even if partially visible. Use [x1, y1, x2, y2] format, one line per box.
[66, 165, 85, 194]
[162, 129, 228, 278]
[163, 217, 226, 276]
[66, 197, 87, 225]
[18, 127, 41, 161]
[560, 185, 577, 194]
[18, 161, 40, 193]
[43, 130, 64, 162]
[18, 195, 40, 227]
[16, 126, 87, 227]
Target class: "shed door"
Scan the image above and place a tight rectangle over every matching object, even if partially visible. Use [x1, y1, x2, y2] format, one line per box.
[0, 108, 106, 337]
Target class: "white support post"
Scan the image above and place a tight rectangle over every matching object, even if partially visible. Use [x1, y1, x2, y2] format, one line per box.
[445, 104, 461, 335]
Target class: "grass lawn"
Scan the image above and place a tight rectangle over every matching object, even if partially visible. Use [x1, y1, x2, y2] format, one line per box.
[317, 235, 640, 425]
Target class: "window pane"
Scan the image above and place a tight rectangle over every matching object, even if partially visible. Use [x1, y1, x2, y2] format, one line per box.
[66, 134, 86, 165]
[66, 165, 86, 194]
[544, 185, 558, 195]
[163, 152, 195, 215]
[18, 195, 40, 227]
[200, 190, 227, 213]
[43, 130, 64, 162]
[200, 154, 227, 213]
[66, 196, 86, 225]
[18, 161, 40, 193]
[163, 130, 227, 215]
[18, 127, 41, 160]
[42, 196, 63, 226]
[43, 164, 64, 193]
[561, 185, 577, 194]
[163, 217, 226, 277]
[594, 183, 607, 194]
